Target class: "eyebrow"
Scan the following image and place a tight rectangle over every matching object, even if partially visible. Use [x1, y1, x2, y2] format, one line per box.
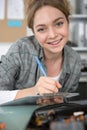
[54, 17, 64, 23]
[35, 17, 65, 28]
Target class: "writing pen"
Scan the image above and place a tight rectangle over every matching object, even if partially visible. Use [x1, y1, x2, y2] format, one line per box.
[34, 56, 47, 76]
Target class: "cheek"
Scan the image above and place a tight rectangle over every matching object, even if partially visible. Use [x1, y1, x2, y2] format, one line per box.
[62, 26, 69, 37]
[65, 25, 69, 36]
[35, 33, 47, 44]
[59, 30, 68, 39]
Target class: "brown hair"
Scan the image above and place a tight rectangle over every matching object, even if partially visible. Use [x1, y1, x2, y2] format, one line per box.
[25, 0, 71, 29]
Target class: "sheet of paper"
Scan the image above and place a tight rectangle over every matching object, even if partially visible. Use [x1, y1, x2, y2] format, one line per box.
[7, 0, 24, 19]
[0, 0, 5, 20]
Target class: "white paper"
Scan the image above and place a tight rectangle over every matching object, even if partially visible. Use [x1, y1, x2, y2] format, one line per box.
[0, 0, 5, 19]
[7, 0, 24, 19]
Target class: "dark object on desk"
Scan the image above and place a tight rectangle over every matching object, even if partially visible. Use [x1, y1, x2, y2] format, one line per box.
[81, 59, 87, 72]
[36, 93, 79, 105]
[1, 92, 79, 106]
[75, 82, 87, 101]
[26, 100, 87, 130]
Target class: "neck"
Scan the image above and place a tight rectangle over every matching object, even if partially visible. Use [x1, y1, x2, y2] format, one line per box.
[44, 52, 63, 77]
[44, 51, 63, 62]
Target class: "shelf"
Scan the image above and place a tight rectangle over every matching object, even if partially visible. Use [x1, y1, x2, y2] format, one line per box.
[72, 47, 87, 52]
[70, 14, 87, 22]
[80, 72, 87, 82]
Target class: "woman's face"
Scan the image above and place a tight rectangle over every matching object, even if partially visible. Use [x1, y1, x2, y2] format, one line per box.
[33, 5, 69, 56]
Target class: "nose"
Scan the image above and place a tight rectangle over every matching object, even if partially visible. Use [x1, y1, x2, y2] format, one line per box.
[48, 27, 57, 39]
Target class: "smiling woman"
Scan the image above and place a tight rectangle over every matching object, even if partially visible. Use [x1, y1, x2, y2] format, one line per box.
[0, 0, 81, 104]
[33, 6, 69, 57]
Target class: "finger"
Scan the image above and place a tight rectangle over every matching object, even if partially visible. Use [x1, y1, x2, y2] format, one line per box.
[40, 84, 59, 94]
[38, 77, 60, 93]
[42, 77, 56, 85]
[43, 84, 58, 93]
[38, 86, 53, 94]
[56, 81, 62, 89]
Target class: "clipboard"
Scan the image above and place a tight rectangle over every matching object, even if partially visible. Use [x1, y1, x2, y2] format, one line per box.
[0, 92, 79, 106]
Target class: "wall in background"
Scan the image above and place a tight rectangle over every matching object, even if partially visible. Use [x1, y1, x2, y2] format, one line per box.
[0, 43, 12, 59]
[0, 0, 33, 59]
[0, 28, 33, 59]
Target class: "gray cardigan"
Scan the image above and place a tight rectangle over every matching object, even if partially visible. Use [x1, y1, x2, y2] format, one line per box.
[0, 36, 81, 92]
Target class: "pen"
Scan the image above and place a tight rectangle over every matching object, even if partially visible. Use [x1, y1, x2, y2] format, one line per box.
[35, 56, 47, 76]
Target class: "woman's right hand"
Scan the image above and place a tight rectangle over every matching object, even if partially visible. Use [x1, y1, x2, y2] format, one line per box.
[34, 76, 62, 95]
[15, 76, 62, 100]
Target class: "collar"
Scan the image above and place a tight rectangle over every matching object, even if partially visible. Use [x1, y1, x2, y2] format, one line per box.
[59, 46, 71, 87]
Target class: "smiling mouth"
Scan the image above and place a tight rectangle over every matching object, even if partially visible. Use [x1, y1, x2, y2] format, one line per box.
[47, 38, 62, 45]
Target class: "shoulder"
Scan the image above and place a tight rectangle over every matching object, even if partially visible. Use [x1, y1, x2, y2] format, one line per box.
[6, 36, 40, 54]
[64, 45, 81, 73]
[14, 35, 39, 48]
[64, 45, 81, 61]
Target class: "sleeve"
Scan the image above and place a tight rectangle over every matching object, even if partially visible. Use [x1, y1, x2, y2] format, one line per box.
[0, 41, 21, 90]
[0, 90, 19, 105]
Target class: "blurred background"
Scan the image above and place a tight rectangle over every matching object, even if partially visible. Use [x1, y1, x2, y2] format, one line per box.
[0, 0, 87, 99]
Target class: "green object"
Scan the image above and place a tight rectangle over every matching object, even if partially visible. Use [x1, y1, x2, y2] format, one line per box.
[0, 105, 39, 130]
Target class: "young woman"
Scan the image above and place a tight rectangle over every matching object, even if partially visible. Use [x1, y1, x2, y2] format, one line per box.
[0, 0, 81, 104]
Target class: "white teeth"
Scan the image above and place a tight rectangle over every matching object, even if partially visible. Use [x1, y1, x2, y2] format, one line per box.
[48, 39, 61, 45]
